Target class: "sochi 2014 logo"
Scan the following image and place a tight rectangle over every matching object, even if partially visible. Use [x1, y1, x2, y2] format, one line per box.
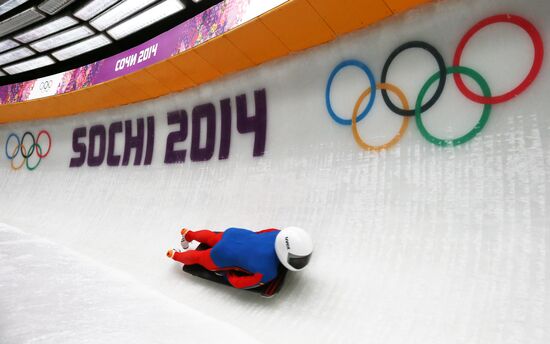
[325, 14, 544, 151]
[4, 130, 52, 170]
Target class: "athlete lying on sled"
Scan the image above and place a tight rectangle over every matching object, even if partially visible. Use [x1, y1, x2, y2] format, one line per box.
[167, 226, 313, 289]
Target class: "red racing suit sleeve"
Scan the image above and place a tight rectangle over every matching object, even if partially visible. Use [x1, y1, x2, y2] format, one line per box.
[256, 228, 279, 234]
[226, 271, 263, 289]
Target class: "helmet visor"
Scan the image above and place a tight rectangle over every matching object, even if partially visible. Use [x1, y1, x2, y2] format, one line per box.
[288, 253, 311, 270]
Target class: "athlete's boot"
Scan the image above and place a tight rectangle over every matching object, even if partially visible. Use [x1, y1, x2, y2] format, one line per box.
[180, 228, 190, 250]
[166, 248, 180, 258]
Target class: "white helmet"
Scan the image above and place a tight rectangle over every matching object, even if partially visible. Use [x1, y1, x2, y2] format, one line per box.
[275, 227, 313, 271]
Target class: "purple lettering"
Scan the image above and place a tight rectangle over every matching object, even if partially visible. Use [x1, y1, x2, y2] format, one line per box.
[122, 118, 144, 166]
[69, 127, 87, 167]
[144, 116, 155, 165]
[164, 110, 188, 164]
[219, 98, 231, 160]
[88, 125, 106, 167]
[107, 121, 122, 166]
[236, 89, 267, 156]
[191, 103, 216, 162]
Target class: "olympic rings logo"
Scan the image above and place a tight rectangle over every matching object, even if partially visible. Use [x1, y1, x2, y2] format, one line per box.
[38, 80, 53, 91]
[325, 14, 544, 151]
[4, 130, 52, 171]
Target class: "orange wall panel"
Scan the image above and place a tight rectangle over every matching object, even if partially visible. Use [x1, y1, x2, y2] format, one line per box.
[225, 18, 290, 65]
[169, 50, 221, 84]
[1, 101, 50, 122]
[35, 101, 56, 119]
[97, 81, 133, 106]
[260, 0, 335, 52]
[14, 99, 42, 120]
[0, 104, 12, 123]
[194, 36, 254, 74]
[84, 86, 121, 111]
[0, 0, 436, 123]
[101, 82, 133, 108]
[307, 0, 392, 35]
[29, 97, 62, 120]
[107, 76, 151, 104]
[124, 69, 171, 99]
[65, 89, 95, 115]
[52, 93, 76, 116]
[0, 103, 23, 121]
[145, 60, 195, 93]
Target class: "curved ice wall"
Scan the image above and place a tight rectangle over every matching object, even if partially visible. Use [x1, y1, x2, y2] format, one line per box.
[0, 0, 548, 343]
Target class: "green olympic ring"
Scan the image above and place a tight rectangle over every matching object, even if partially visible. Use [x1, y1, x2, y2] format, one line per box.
[415, 66, 492, 147]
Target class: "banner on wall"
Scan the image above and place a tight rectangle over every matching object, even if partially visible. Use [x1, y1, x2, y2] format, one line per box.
[0, 0, 286, 105]
[27, 73, 66, 100]
[3, 88, 267, 171]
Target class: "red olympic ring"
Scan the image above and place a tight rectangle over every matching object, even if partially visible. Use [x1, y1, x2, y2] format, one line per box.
[36, 130, 52, 158]
[453, 14, 544, 104]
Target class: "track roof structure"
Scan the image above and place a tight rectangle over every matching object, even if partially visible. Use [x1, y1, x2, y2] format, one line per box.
[0, 0, 222, 85]
[0, 0, 432, 123]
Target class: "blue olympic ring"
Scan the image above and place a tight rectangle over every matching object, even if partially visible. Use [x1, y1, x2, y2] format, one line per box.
[5, 133, 20, 159]
[325, 59, 376, 126]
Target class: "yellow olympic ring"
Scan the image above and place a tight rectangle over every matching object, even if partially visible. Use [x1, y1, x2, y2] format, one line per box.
[351, 83, 410, 151]
[11, 144, 26, 170]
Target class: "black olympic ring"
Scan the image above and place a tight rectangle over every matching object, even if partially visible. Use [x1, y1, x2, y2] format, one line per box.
[5, 130, 52, 171]
[20, 131, 35, 158]
[380, 41, 446, 117]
